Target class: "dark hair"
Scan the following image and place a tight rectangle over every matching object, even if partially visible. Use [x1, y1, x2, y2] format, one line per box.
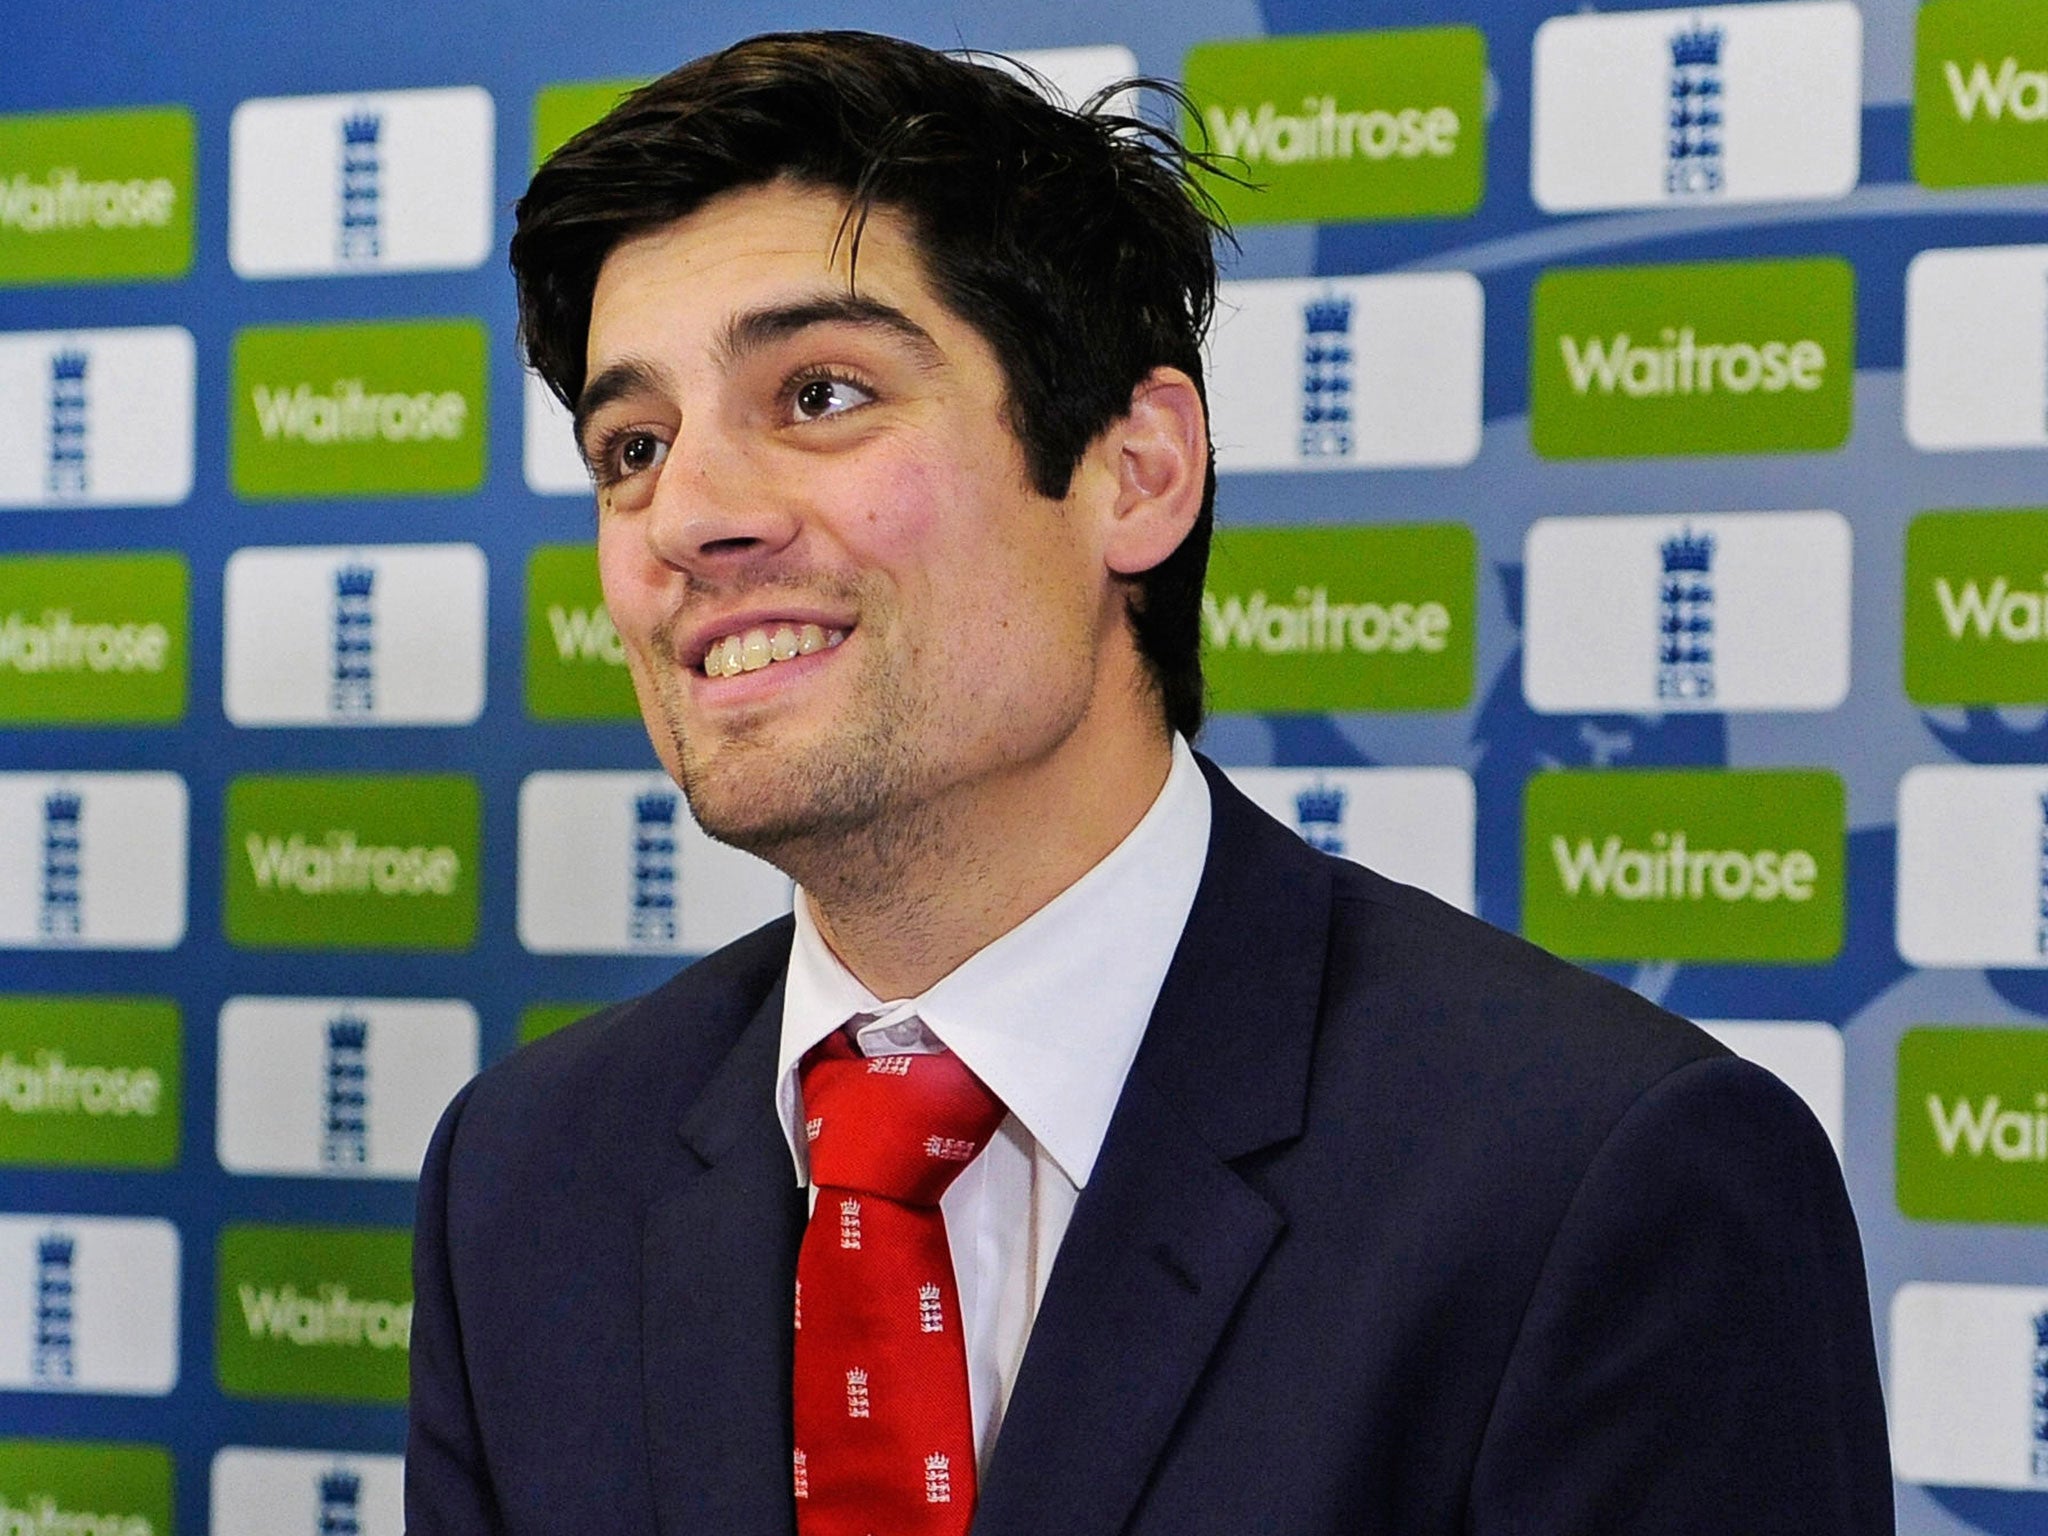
[510, 30, 1228, 738]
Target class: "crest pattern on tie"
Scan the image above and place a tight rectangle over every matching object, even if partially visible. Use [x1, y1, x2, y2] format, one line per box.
[793, 1028, 1005, 1536]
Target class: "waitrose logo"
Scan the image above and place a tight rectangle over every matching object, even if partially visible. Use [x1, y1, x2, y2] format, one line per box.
[1907, 510, 2048, 704]
[217, 1225, 411, 1402]
[1899, 1029, 2048, 1223]
[225, 775, 478, 950]
[1916, 0, 2048, 187]
[0, 553, 186, 725]
[0, 107, 193, 285]
[1532, 259, 1854, 458]
[1201, 525, 1473, 711]
[231, 319, 485, 499]
[527, 544, 637, 720]
[0, 1442, 170, 1536]
[1184, 28, 1484, 224]
[0, 997, 178, 1170]
[1523, 769, 1844, 961]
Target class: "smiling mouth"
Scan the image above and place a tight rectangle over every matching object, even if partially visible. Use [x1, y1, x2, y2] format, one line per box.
[700, 622, 846, 678]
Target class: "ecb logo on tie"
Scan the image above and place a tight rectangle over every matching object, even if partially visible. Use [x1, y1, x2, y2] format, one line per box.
[1657, 527, 1717, 704]
[338, 111, 383, 265]
[630, 791, 679, 947]
[1667, 21, 1726, 196]
[1299, 292, 1355, 460]
[331, 562, 376, 716]
[31, 1229, 76, 1385]
[46, 348, 88, 499]
[39, 789, 83, 943]
[1293, 781, 1348, 856]
[319, 1467, 362, 1536]
[323, 1013, 369, 1169]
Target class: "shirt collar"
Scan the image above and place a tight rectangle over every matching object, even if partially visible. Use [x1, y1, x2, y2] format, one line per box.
[775, 735, 1211, 1189]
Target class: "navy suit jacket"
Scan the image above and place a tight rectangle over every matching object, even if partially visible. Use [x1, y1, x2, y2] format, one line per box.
[407, 760, 1893, 1534]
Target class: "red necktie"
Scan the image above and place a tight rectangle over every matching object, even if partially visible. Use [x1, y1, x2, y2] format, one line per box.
[792, 1028, 1006, 1536]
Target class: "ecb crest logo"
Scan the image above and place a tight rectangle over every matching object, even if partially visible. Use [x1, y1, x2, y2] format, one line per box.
[1667, 21, 1726, 196]
[38, 789, 82, 943]
[1293, 780, 1348, 856]
[31, 1229, 76, 1385]
[319, 1467, 362, 1536]
[330, 562, 376, 716]
[630, 791, 679, 947]
[323, 1013, 369, 1169]
[45, 348, 88, 499]
[1657, 527, 1716, 703]
[1299, 292, 1355, 460]
[338, 111, 383, 265]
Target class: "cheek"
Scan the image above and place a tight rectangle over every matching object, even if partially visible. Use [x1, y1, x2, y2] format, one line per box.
[594, 526, 666, 646]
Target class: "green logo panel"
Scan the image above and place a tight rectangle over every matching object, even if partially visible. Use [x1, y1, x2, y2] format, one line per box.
[217, 1225, 412, 1403]
[0, 996, 178, 1169]
[533, 79, 645, 167]
[1523, 769, 1845, 962]
[519, 1001, 603, 1045]
[1905, 509, 2048, 704]
[0, 553, 187, 725]
[225, 775, 480, 951]
[527, 544, 638, 720]
[230, 319, 487, 500]
[1915, 0, 2048, 188]
[0, 1441, 172, 1533]
[1184, 28, 1485, 224]
[1899, 1027, 2048, 1222]
[1530, 259, 1855, 459]
[0, 106, 194, 286]
[1202, 524, 1474, 712]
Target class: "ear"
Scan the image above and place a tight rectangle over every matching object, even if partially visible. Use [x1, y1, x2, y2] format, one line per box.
[1100, 366, 1207, 578]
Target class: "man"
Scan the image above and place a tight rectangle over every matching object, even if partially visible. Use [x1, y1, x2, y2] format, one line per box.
[408, 30, 1892, 1535]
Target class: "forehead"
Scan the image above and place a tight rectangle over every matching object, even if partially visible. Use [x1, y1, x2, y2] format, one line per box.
[587, 181, 943, 362]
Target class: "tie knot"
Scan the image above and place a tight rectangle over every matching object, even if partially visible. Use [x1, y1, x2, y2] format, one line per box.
[799, 1029, 1005, 1205]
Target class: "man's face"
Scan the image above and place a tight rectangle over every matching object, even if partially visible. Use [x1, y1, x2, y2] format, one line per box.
[579, 180, 1133, 862]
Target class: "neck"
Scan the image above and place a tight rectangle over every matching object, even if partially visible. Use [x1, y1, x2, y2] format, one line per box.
[785, 717, 1175, 999]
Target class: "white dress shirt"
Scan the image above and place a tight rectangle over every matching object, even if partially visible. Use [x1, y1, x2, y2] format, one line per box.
[775, 735, 1212, 1470]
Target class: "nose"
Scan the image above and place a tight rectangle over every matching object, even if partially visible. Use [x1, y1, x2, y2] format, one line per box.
[640, 429, 802, 579]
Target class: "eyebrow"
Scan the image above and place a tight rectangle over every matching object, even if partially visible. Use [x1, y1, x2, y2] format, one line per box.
[713, 293, 945, 373]
[573, 293, 948, 459]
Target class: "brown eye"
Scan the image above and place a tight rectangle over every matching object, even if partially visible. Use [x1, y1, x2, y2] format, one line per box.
[619, 433, 665, 473]
[790, 375, 873, 422]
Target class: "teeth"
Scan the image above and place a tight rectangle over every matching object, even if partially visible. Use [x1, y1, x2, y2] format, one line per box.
[704, 625, 846, 677]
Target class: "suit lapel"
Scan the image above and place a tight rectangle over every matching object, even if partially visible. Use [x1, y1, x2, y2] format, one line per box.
[975, 763, 1332, 1536]
[643, 977, 805, 1536]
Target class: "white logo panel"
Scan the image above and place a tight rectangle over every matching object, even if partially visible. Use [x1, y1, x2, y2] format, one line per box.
[1906, 245, 2048, 453]
[217, 996, 479, 1180]
[0, 1213, 178, 1395]
[1207, 274, 1483, 473]
[211, 1447, 404, 1536]
[0, 772, 186, 950]
[1224, 766, 1475, 914]
[1531, 0, 1861, 212]
[992, 45, 1141, 116]
[1695, 1020, 1845, 1158]
[518, 771, 793, 954]
[523, 370, 590, 496]
[1891, 1282, 2048, 1489]
[223, 543, 487, 726]
[1898, 766, 2048, 968]
[229, 86, 494, 277]
[1523, 510, 1851, 713]
[0, 327, 194, 509]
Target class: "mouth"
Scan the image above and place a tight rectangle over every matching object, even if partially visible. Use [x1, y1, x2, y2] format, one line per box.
[698, 621, 847, 679]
